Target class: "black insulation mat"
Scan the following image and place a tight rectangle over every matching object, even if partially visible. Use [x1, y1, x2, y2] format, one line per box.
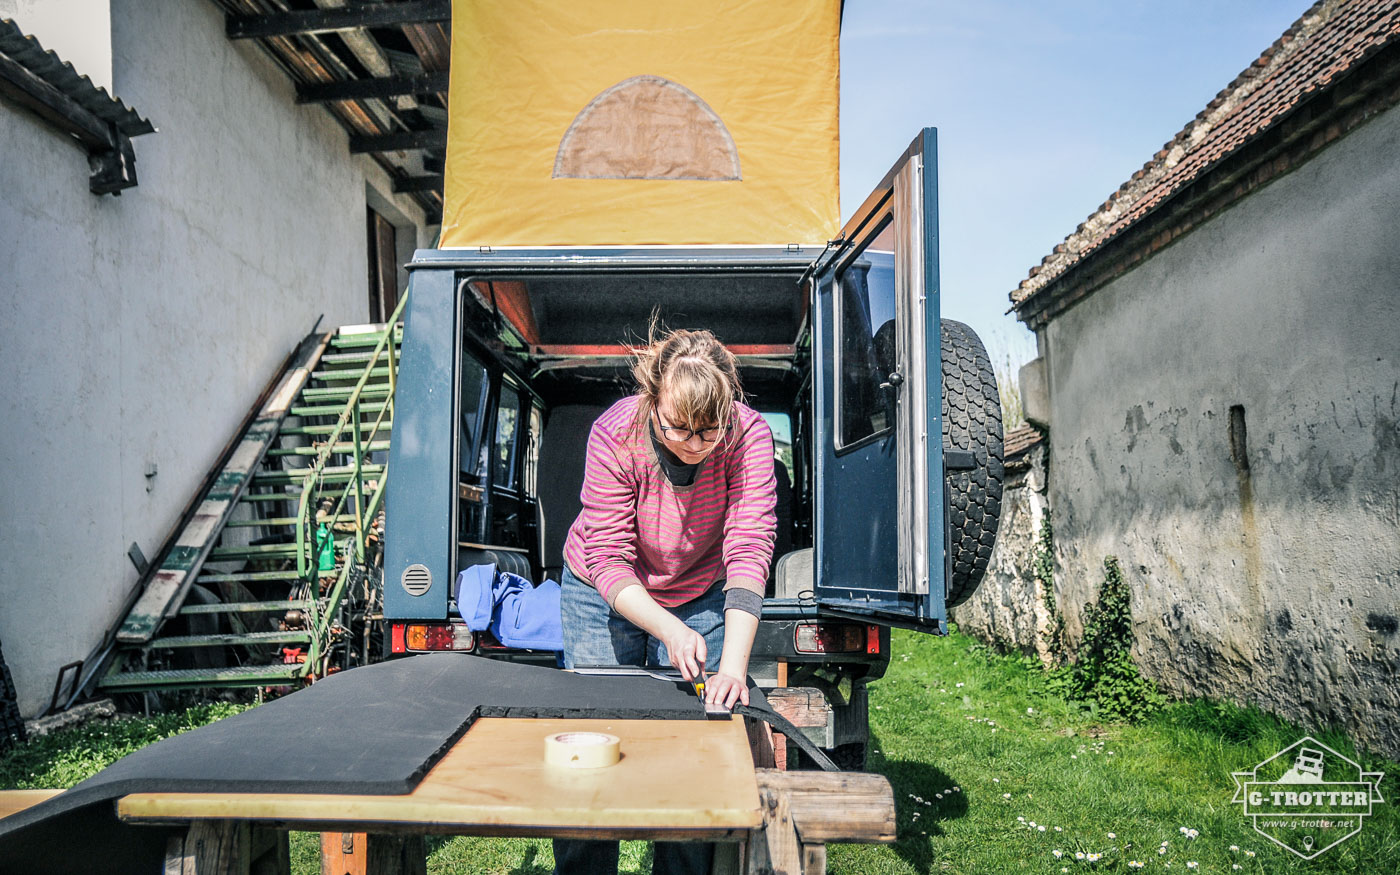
[0, 654, 758, 875]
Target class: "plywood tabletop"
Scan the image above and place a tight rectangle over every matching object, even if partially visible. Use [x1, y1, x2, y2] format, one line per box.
[0, 789, 62, 820]
[118, 717, 762, 837]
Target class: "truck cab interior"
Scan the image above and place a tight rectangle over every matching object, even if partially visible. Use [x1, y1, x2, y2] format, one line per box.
[449, 263, 817, 604]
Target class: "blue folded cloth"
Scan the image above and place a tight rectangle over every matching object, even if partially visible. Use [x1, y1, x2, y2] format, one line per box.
[454, 563, 563, 651]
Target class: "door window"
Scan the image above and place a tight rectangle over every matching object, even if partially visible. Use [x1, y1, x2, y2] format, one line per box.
[459, 353, 488, 478]
[523, 405, 542, 498]
[494, 384, 521, 490]
[834, 231, 897, 451]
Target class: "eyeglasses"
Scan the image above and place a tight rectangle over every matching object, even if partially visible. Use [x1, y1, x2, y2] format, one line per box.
[653, 410, 728, 444]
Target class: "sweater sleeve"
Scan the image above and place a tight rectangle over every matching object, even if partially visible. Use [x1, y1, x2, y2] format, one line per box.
[721, 412, 778, 599]
[574, 420, 642, 604]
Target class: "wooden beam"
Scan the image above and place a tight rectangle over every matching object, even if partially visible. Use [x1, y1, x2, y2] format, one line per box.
[296, 73, 450, 105]
[365, 834, 427, 875]
[393, 175, 443, 194]
[227, 0, 450, 40]
[754, 770, 897, 844]
[348, 129, 446, 153]
[748, 785, 801, 874]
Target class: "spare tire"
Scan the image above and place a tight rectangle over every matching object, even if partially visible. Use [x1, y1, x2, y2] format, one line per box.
[941, 319, 1004, 608]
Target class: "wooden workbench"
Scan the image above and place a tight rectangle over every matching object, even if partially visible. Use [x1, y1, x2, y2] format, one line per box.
[117, 715, 894, 874]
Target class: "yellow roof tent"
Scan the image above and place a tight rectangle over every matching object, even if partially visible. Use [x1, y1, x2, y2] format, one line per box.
[440, 0, 841, 248]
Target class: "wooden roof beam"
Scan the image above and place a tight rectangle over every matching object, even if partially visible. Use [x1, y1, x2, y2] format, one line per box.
[393, 174, 443, 194]
[297, 72, 449, 104]
[348, 129, 446, 153]
[227, 0, 450, 40]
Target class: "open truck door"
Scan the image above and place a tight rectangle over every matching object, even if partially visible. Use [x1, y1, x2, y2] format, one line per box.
[807, 128, 1003, 633]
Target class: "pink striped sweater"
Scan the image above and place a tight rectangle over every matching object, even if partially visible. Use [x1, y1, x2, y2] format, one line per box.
[563, 395, 778, 608]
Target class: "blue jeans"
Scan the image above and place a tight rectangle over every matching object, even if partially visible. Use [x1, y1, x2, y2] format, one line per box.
[554, 565, 722, 875]
[559, 565, 727, 671]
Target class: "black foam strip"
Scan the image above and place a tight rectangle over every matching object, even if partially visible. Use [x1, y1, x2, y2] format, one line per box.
[733, 702, 839, 772]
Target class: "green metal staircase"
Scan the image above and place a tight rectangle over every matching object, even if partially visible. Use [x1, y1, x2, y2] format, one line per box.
[99, 305, 404, 695]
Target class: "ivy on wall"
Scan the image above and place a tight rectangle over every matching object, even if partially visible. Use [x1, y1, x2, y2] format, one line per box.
[1049, 555, 1166, 723]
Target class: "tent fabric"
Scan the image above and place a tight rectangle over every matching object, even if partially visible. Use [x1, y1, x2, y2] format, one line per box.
[441, 0, 841, 248]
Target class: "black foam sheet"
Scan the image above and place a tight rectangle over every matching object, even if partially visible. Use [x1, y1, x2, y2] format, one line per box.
[0, 654, 756, 875]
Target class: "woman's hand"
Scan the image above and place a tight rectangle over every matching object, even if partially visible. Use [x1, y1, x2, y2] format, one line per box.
[708, 607, 758, 709]
[660, 619, 708, 682]
[613, 586, 707, 680]
[704, 671, 750, 709]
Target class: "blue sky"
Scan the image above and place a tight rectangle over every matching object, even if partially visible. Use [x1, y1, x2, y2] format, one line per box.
[839, 1, 1307, 367]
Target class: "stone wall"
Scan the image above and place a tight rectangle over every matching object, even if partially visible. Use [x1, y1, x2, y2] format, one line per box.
[952, 438, 1057, 659]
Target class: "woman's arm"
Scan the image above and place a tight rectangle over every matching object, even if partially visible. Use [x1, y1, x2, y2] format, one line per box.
[574, 422, 644, 605]
[720, 412, 778, 601]
[708, 608, 758, 708]
[612, 584, 708, 681]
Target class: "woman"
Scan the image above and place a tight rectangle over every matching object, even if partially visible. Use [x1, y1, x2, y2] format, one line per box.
[555, 325, 778, 875]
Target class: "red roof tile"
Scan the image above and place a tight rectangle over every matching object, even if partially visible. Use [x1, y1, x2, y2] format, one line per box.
[1003, 423, 1044, 459]
[1012, 0, 1400, 309]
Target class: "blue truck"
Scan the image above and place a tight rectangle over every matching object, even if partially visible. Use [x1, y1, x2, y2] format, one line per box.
[382, 131, 1003, 768]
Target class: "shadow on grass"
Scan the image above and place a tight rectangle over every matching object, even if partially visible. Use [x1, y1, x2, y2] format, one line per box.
[870, 730, 968, 873]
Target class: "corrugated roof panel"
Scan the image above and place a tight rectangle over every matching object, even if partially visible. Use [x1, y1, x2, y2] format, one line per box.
[0, 18, 154, 137]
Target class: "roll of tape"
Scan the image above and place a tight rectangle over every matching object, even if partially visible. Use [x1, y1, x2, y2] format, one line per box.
[544, 731, 621, 769]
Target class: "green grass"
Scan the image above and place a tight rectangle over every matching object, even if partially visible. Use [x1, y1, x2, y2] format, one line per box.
[3, 632, 1396, 873]
[0, 701, 251, 789]
[832, 629, 1400, 874]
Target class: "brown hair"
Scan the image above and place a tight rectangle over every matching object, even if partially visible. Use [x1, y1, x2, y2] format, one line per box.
[630, 320, 743, 447]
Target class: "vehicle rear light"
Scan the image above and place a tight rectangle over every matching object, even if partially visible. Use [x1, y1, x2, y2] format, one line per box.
[794, 622, 864, 653]
[400, 622, 475, 652]
[391, 623, 406, 653]
[866, 625, 880, 654]
[477, 632, 509, 650]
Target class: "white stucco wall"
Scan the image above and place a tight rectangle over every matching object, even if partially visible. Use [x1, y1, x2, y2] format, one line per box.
[1039, 102, 1400, 756]
[0, 0, 429, 716]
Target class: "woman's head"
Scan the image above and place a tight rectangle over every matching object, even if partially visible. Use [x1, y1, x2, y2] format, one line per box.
[632, 322, 742, 462]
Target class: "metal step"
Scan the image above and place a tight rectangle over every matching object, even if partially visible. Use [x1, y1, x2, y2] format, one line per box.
[266, 441, 391, 457]
[330, 330, 401, 350]
[100, 663, 308, 691]
[279, 422, 392, 437]
[299, 384, 391, 402]
[223, 515, 357, 529]
[180, 599, 313, 615]
[148, 631, 312, 649]
[252, 464, 384, 486]
[312, 366, 391, 381]
[320, 350, 394, 366]
[290, 402, 389, 418]
[197, 570, 304, 583]
[236, 492, 303, 503]
[208, 543, 299, 560]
